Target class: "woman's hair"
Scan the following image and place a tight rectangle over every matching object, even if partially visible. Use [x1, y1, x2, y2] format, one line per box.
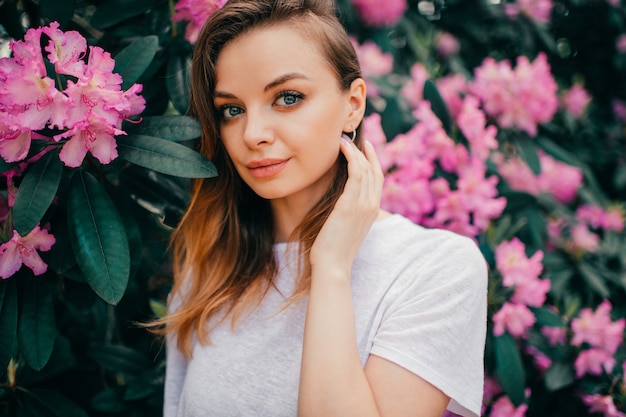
[157, 0, 363, 357]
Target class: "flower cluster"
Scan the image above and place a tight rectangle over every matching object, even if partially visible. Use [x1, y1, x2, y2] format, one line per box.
[561, 82, 592, 119]
[172, 0, 227, 44]
[504, 0, 553, 24]
[372, 94, 505, 238]
[469, 53, 558, 136]
[571, 301, 625, 378]
[545, 204, 625, 255]
[350, 0, 407, 27]
[351, 38, 393, 98]
[492, 238, 550, 338]
[0, 22, 145, 167]
[493, 151, 583, 203]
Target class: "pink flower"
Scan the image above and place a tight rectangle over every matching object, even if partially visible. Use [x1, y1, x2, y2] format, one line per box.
[469, 54, 558, 136]
[0, 226, 55, 278]
[57, 116, 125, 167]
[172, 0, 228, 44]
[436, 32, 460, 57]
[490, 395, 528, 417]
[617, 34, 626, 54]
[0, 123, 33, 163]
[42, 21, 87, 78]
[526, 346, 552, 371]
[493, 302, 536, 338]
[575, 348, 616, 377]
[504, 0, 553, 24]
[379, 101, 504, 238]
[536, 152, 583, 204]
[495, 238, 544, 287]
[572, 301, 625, 354]
[436, 74, 467, 120]
[351, 39, 393, 98]
[495, 151, 583, 203]
[511, 277, 550, 307]
[401, 63, 429, 109]
[568, 223, 600, 253]
[351, 0, 407, 27]
[541, 326, 567, 346]
[0, 56, 69, 132]
[483, 377, 502, 405]
[582, 394, 626, 417]
[576, 204, 607, 229]
[457, 96, 499, 160]
[604, 207, 625, 232]
[361, 112, 387, 152]
[561, 83, 591, 118]
[0, 23, 145, 168]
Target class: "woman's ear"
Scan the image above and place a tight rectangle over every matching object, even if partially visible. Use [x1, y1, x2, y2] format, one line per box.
[343, 78, 367, 132]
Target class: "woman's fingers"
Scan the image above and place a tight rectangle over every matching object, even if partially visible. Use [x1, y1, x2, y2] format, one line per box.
[338, 138, 382, 215]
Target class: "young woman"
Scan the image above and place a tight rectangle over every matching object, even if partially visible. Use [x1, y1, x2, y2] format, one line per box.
[160, 1, 487, 416]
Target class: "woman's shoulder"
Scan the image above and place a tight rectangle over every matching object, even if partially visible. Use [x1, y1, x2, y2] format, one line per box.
[368, 212, 479, 253]
[361, 212, 487, 283]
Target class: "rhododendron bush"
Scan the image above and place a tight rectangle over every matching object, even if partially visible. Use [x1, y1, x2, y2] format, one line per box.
[1, 0, 625, 416]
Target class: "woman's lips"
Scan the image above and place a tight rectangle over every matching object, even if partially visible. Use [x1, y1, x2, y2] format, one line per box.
[246, 158, 290, 179]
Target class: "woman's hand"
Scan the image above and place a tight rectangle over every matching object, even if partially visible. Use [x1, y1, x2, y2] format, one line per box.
[310, 137, 384, 277]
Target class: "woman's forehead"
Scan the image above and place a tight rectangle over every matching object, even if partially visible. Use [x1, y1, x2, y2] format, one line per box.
[214, 23, 336, 91]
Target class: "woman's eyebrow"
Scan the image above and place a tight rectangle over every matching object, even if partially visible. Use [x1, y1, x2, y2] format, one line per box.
[214, 73, 308, 99]
[264, 73, 308, 92]
[214, 91, 237, 99]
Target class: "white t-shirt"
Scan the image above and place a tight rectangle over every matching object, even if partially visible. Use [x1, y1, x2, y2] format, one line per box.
[164, 214, 488, 417]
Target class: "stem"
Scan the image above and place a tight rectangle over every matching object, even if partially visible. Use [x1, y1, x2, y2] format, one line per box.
[169, 0, 178, 38]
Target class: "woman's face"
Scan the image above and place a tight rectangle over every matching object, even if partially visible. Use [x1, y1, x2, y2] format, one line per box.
[213, 23, 362, 210]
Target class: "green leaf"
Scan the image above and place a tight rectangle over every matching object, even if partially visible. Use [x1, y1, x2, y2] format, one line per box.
[89, 344, 152, 376]
[535, 136, 581, 168]
[124, 115, 202, 141]
[0, 158, 16, 174]
[577, 262, 610, 298]
[114, 36, 159, 90]
[18, 276, 56, 371]
[39, 0, 75, 26]
[124, 363, 165, 400]
[516, 137, 541, 175]
[91, 388, 126, 413]
[90, 0, 153, 29]
[423, 79, 452, 134]
[21, 388, 89, 417]
[495, 332, 526, 406]
[67, 171, 130, 305]
[545, 361, 574, 391]
[0, 279, 18, 370]
[500, 191, 536, 213]
[530, 307, 563, 327]
[118, 135, 217, 178]
[166, 55, 192, 115]
[13, 150, 63, 236]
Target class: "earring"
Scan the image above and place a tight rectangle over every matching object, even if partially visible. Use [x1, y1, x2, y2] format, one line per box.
[348, 129, 356, 142]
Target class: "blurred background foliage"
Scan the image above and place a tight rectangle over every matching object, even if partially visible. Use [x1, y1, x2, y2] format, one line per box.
[0, 0, 625, 416]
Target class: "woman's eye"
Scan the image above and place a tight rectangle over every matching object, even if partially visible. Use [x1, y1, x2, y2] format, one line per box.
[220, 105, 243, 120]
[275, 91, 303, 107]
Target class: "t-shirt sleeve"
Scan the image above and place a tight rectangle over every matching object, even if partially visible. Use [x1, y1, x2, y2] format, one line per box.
[369, 232, 488, 417]
[163, 292, 188, 417]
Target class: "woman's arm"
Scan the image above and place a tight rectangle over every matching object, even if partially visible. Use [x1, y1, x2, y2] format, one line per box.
[297, 139, 450, 417]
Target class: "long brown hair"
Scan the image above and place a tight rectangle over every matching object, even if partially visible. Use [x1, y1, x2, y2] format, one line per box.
[157, 0, 363, 357]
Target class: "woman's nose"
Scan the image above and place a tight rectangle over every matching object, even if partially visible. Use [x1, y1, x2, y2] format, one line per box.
[242, 109, 274, 148]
